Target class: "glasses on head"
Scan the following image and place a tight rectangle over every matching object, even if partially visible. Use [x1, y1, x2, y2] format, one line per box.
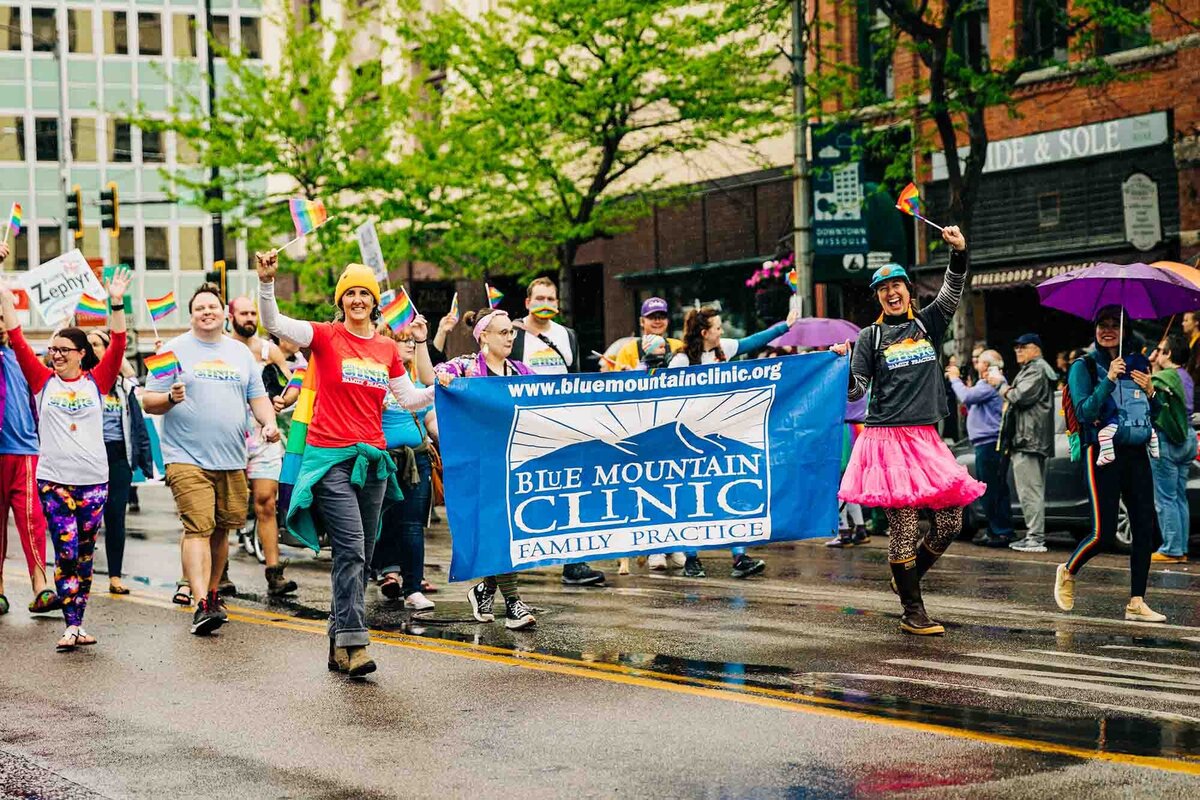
[47, 346, 81, 356]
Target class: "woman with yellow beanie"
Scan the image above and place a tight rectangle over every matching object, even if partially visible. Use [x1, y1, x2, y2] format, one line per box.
[256, 252, 433, 678]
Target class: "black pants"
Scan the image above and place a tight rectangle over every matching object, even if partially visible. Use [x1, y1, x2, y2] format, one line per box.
[103, 440, 133, 578]
[1066, 444, 1156, 597]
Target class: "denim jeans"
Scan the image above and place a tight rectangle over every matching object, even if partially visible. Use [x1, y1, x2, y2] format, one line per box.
[373, 452, 431, 597]
[975, 443, 1013, 538]
[1150, 433, 1196, 557]
[312, 459, 387, 647]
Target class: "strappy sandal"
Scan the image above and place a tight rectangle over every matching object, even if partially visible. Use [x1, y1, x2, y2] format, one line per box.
[109, 578, 131, 595]
[56, 627, 80, 652]
[29, 589, 61, 614]
[76, 628, 97, 646]
[0, 594, 9, 615]
[172, 581, 192, 606]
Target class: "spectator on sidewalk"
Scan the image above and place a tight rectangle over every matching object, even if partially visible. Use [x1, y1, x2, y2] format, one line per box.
[990, 334, 1057, 554]
[947, 350, 1012, 547]
[1149, 333, 1194, 564]
[1183, 311, 1200, 410]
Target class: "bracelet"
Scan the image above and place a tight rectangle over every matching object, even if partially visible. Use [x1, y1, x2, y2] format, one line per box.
[110, 303, 125, 312]
[167, 394, 179, 405]
[414, 338, 427, 344]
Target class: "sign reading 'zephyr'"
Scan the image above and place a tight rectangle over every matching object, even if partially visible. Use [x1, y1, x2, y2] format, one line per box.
[436, 354, 849, 582]
[16, 248, 106, 327]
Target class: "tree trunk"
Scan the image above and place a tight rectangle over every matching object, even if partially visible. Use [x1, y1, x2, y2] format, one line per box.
[557, 241, 579, 326]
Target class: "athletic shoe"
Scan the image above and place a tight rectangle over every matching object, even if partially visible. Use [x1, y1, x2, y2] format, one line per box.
[1053, 564, 1075, 611]
[825, 532, 854, 548]
[504, 599, 537, 630]
[562, 563, 606, 586]
[668, 552, 687, 568]
[683, 556, 706, 578]
[730, 555, 766, 578]
[647, 554, 668, 571]
[1151, 552, 1188, 563]
[1124, 600, 1166, 623]
[851, 526, 870, 545]
[404, 591, 436, 612]
[468, 581, 496, 623]
[207, 592, 229, 623]
[190, 599, 224, 635]
[1009, 538, 1047, 553]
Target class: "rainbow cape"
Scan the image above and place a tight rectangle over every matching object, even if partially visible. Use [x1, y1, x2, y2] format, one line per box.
[381, 287, 417, 333]
[75, 293, 108, 321]
[278, 359, 319, 542]
[895, 182, 921, 217]
[146, 292, 177, 322]
[289, 198, 328, 238]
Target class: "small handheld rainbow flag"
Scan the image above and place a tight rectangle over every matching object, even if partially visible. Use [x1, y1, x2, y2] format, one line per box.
[895, 182, 944, 232]
[449, 292, 458, 319]
[3, 202, 21, 244]
[486, 284, 504, 309]
[381, 287, 417, 333]
[75, 293, 108, 321]
[146, 292, 177, 322]
[289, 198, 328, 238]
[785, 269, 798, 293]
[145, 350, 182, 380]
[285, 368, 306, 394]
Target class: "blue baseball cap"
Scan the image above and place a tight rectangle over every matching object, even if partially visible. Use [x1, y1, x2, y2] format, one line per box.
[869, 263, 911, 290]
[1014, 333, 1043, 348]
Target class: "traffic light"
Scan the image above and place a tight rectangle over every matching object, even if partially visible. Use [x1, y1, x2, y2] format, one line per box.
[66, 185, 83, 240]
[204, 259, 227, 302]
[99, 182, 119, 236]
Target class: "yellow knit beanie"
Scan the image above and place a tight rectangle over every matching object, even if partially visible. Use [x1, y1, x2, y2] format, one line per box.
[334, 263, 381, 306]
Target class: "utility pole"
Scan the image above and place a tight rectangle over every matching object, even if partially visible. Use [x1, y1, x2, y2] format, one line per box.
[790, 0, 813, 317]
[204, 0, 225, 269]
[55, 21, 73, 254]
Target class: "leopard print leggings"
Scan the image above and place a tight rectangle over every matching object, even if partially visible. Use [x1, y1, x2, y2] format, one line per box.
[885, 506, 963, 563]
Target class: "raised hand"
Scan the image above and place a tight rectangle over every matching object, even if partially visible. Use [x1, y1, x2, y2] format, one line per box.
[409, 314, 429, 342]
[942, 225, 966, 252]
[106, 265, 132, 301]
[832, 339, 851, 357]
[255, 251, 278, 283]
[438, 313, 458, 334]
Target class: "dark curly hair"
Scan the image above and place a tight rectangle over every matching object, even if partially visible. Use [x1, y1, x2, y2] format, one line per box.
[682, 307, 722, 366]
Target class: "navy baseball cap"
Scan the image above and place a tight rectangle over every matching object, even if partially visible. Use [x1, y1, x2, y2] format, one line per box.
[640, 297, 669, 316]
[1014, 333, 1043, 348]
[869, 263, 911, 290]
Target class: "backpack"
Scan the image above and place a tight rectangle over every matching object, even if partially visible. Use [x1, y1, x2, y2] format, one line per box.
[1064, 354, 1152, 460]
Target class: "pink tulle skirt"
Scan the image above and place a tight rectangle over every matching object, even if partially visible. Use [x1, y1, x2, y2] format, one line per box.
[839, 425, 986, 510]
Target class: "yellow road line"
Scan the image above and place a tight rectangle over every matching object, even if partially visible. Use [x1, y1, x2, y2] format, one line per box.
[109, 593, 1200, 776]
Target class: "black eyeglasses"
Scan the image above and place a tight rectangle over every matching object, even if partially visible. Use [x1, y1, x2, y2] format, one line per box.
[46, 346, 82, 355]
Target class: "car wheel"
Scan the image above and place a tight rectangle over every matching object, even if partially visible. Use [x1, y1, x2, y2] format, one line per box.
[1114, 502, 1133, 554]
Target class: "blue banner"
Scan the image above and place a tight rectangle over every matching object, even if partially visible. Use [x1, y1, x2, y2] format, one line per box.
[437, 353, 849, 582]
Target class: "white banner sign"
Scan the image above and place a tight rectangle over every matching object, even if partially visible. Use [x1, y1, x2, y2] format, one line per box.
[16, 248, 104, 327]
[355, 220, 389, 289]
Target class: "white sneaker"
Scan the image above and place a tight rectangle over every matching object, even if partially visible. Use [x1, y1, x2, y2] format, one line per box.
[668, 552, 687, 568]
[1125, 600, 1166, 623]
[647, 554, 668, 571]
[404, 591, 436, 612]
[1010, 538, 1048, 553]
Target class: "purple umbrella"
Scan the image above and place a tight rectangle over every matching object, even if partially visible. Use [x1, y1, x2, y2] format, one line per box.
[770, 317, 861, 349]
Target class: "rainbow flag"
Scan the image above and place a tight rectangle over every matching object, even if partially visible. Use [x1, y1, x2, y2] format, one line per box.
[486, 284, 504, 309]
[75, 293, 108, 321]
[144, 350, 181, 380]
[381, 287, 417, 333]
[6, 203, 21, 238]
[278, 360, 321, 549]
[786, 269, 798, 292]
[289, 198, 328, 238]
[895, 182, 922, 217]
[285, 368, 306, 394]
[146, 291, 177, 322]
[449, 292, 458, 319]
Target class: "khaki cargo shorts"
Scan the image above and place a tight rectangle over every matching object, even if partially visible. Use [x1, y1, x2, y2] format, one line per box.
[165, 463, 249, 538]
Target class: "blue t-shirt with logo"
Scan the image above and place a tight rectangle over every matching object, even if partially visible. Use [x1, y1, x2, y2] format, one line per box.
[0, 347, 39, 455]
[148, 333, 265, 470]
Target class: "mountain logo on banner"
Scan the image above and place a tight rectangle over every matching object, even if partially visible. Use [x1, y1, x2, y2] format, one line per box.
[506, 389, 773, 564]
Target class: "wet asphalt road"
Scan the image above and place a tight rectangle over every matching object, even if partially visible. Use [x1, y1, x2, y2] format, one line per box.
[2, 486, 1199, 799]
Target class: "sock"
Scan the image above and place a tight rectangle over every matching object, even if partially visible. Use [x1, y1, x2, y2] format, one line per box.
[494, 573, 520, 603]
[1096, 423, 1117, 466]
[1148, 429, 1160, 458]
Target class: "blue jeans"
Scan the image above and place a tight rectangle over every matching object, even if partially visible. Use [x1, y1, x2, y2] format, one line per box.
[373, 452, 432, 597]
[975, 443, 1013, 538]
[1150, 433, 1195, 557]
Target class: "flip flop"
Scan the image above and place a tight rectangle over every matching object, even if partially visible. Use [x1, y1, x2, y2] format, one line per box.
[109, 580, 130, 595]
[29, 589, 61, 614]
[172, 581, 192, 606]
[76, 629, 97, 646]
[56, 630, 79, 653]
[0, 595, 9, 616]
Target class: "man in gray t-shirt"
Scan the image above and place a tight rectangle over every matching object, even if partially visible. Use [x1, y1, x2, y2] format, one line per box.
[143, 285, 279, 635]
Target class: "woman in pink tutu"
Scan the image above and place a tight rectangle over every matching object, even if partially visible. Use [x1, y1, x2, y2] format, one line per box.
[833, 225, 984, 636]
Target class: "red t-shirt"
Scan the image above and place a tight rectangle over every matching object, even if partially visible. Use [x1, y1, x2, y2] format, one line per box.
[306, 322, 405, 448]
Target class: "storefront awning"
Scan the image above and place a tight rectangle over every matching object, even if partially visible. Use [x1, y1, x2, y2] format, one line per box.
[614, 255, 769, 282]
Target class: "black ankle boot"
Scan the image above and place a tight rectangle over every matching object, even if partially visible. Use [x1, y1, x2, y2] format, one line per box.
[890, 561, 944, 635]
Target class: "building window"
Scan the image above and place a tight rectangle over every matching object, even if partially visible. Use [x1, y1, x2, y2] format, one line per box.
[71, 118, 97, 162]
[137, 12, 162, 56]
[118, 226, 137, 268]
[68, 9, 92, 53]
[1021, 0, 1068, 65]
[1, 6, 21, 52]
[211, 15, 231, 51]
[34, 118, 57, 162]
[145, 227, 169, 270]
[173, 14, 197, 58]
[953, 1, 989, 71]
[858, 0, 894, 101]
[2, 231, 26, 269]
[179, 226, 203, 270]
[105, 11, 128, 55]
[1098, 0, 1151, 55]
[109, 119, 133, 162]
[1037, 192, 1060, 228]
[0, 116, 23, 161]
[38, 225, 59, 264]
[175, 132, 199, 164]
[142, 128, 165, 162]
[29, 7, 55, 52]
[240, 17, 261, 59]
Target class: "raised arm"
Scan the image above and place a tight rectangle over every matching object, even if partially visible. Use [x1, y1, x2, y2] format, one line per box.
[390, 372, 435, 411]
[1, 324, 52, 395]
[927, 227, 969, 324]
[255, 251, 314, 348]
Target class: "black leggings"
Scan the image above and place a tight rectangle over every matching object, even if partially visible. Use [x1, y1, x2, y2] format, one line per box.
[1066, 444, 1156, 598]
[885, 507, 962, 563]
[103, 441, 133, 578]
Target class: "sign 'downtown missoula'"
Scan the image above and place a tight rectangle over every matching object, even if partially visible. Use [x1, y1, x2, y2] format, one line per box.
[436, 353, 850, 581]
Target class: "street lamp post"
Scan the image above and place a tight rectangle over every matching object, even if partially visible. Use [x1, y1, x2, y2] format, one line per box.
[790, 0, 813, 317]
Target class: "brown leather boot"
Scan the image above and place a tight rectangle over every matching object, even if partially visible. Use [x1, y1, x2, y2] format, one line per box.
[328, 642, 349, 673]
[345, 646, 376, 677]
